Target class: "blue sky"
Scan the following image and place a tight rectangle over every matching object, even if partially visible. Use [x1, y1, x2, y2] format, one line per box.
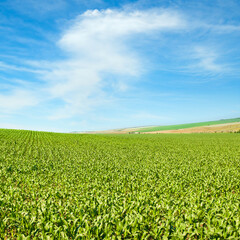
[0, 0, 239, 132]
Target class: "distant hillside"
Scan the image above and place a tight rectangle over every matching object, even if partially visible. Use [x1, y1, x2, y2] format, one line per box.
[81, 117, 240, 134]
[137, 118, 240, 133]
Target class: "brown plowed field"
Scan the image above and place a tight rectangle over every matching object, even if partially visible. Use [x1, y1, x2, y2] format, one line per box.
[143, 122, 240, 134]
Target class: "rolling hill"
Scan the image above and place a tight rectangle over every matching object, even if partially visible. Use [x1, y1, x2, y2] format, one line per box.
[85, 117, 240, 134]
[138, 117, 240, 133]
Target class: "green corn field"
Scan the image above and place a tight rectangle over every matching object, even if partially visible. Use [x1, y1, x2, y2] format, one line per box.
[0, 129, 240, 239]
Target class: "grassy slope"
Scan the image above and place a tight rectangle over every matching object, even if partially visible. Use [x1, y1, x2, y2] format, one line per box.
[137, 117, 240, 132]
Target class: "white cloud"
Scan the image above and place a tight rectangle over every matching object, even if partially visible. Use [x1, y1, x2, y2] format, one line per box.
[0, 89, 38, 113]
[39, 8, 185, 119]
[0, 8, 185, 119]
[193, 46, 222, 72]
[182, 46, 229, 74]
[2, 7, 237, 120]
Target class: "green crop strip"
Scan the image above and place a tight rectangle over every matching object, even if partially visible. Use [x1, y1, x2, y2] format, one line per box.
[137, 117, 240, 132]
[0, 130, 239, 239]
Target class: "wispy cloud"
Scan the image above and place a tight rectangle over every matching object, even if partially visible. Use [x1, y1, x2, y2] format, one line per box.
[0, 61, 46, 74]
[209, 24, 240, 33]
[175, 45, 230, 77]
[0, 7, 236, 117]
[192, 46, 225, 72]
[34, 8, 185, 119]
[0, 88, 38, 113]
